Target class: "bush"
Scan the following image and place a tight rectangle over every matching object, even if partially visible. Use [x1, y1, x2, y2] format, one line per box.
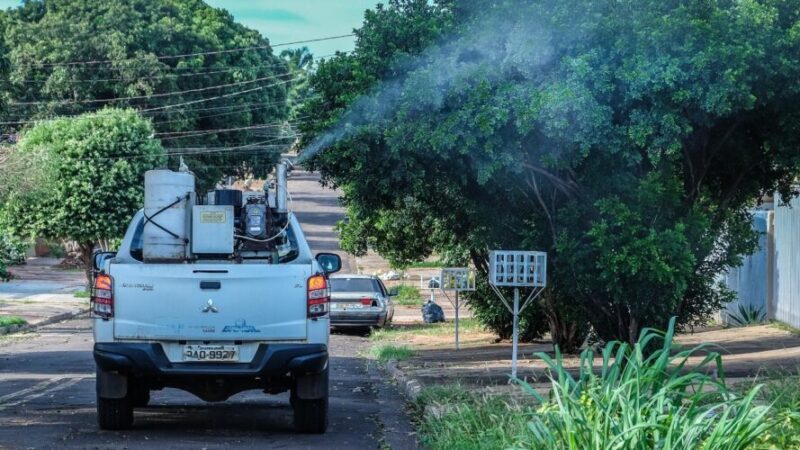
[0, 218, 29, 281]
[518, 317, 774, 449]
[728, 304, 767, 326]
[394, 284, 423, 306]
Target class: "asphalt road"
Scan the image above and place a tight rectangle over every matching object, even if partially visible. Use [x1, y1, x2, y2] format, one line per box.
[0, 320, 417, 449]
[0, 172, 419, 449]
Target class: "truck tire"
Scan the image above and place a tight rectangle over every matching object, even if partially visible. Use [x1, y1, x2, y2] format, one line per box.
[129, 382, 150, 408]
[97, 395, 133, 430]
[292, 396, 328, 434]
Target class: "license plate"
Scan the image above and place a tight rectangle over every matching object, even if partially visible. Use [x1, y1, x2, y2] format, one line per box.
[183, 344, 239, 362]
[340, 303, 364, 310]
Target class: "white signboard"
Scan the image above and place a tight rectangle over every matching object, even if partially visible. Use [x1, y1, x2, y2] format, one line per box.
[440, 268, 476, 292]
[488, 250, 548, 378]
[489, 250, 547, 287]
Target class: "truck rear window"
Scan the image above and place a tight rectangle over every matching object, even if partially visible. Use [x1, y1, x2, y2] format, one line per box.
[330, 278, 379, 293]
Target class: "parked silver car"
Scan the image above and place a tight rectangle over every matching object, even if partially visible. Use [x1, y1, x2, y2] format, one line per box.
[329, 274, 395, 328]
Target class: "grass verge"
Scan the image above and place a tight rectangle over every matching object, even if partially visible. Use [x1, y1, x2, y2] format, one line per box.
[0, 316, 26, 327]
[370, 318, 483, 342]
[416, 385, 532, 450]
[370, 344, 415, 362]
[412, 318, 792, 450]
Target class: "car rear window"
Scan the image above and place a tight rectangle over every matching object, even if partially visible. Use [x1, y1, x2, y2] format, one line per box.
[330, 278, 379, 293]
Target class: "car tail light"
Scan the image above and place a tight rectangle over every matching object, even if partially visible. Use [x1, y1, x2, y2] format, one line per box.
[91, 274, 114, 319]
[307, 274, 330, 318]
[360, 298, 372, 306]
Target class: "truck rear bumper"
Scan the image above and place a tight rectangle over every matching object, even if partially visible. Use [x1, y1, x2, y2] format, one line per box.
[94, 342, 328, 378]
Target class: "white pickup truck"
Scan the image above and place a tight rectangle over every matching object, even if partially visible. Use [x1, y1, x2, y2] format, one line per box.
[91, 165, 341, 434]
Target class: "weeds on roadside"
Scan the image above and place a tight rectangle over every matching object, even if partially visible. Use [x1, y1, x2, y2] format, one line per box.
[517, 317, 774, 449]
[417, 317, 784, 450]
[370, 344, 414, 362]
[417, 385, 532, 450]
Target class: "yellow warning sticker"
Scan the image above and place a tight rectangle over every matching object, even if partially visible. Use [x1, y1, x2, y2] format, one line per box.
[200, 211, 227, 224]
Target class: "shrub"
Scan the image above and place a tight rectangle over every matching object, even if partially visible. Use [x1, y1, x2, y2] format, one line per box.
[517, 317, 774, 450]
[394, 284, 423, 306]
[728, 304, 767, 326]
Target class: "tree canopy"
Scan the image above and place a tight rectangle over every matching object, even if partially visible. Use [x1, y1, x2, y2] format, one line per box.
[300, 0, 800, 346]
[0, 0, 292, 187]
[1, 108, 166, 281]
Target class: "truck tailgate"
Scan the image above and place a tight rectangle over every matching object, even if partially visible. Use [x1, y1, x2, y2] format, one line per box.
[111, 264, 310, 341]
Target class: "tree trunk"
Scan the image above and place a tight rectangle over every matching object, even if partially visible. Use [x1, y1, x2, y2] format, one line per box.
[543, 290, 587, 354]
[79, 241, 96, 289]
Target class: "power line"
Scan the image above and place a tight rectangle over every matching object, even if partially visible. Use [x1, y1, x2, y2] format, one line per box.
[12, 52, 341, 84]
[138, 79, 296, 113]
[9, 73, 299, 106]
[20, 34, 354, 68]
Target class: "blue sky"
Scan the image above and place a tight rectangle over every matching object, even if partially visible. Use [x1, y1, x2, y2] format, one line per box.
[0, 0, 381, 57]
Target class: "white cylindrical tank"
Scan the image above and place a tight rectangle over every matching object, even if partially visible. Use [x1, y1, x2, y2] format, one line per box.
[143, 169, 195, 262]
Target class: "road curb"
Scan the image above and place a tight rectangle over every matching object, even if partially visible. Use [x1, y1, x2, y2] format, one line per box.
[385, 359, 423, 401]
[0, 308, 89, 336]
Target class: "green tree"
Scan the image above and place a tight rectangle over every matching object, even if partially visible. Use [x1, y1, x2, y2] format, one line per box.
[1, 108, 165, 283]
[281, 47, 314, 115]
[1, 0, 291, 188]
[300, 0, 800, 346]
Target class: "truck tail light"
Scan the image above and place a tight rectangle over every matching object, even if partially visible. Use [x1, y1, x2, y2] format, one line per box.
[307, 274, 330, 318]
[91, 274, 114, 319]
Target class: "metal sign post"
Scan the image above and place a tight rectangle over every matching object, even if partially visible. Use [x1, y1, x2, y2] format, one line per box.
[488, 250, 547, 378]
[439, 268, 476, 350]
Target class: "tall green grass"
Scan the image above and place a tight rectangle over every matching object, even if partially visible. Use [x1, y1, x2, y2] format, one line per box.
[370, 344, 415, 362]
[519, 317, 773, 449]
[418, 317, 781, 450]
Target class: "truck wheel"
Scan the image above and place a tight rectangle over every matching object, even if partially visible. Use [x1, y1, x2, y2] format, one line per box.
[129, 382, 150, 408]
[292, 396, 328, 434]
[97, 395, 133, 430]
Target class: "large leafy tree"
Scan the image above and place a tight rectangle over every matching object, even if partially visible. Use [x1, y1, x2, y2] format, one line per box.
[0, 0, 291, 188]
[1, 108, 166, 283]
[300, 0, 800, 346]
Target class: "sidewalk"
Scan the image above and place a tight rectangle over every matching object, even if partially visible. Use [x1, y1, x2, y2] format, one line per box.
[0, 258, 88, 330]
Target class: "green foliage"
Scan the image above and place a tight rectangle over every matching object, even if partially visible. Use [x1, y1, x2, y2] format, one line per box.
[728, 304, 767, 326]
[0, 316, 26, 327]
[1, 108, 165, 280]
[518, 318, 772, 449]
[393, 284, 423, 306]
[418, 319, 782, 450]
[1, 0, 290, 188]
[299, 0, 800, 346]
[417, 386, 532, 450]
[369, 344, 414, 362]
[745, 373, 800, 449]
[0, 212, 28, 281]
